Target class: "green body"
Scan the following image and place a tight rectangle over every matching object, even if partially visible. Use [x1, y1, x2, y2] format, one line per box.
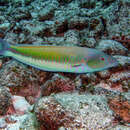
[0, 39, 119, 73]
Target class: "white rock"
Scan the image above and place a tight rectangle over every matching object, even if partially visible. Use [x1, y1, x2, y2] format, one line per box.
[0, 23, 10, 30]
[96, 40, 128, 54]
[12, 96, 31, 114]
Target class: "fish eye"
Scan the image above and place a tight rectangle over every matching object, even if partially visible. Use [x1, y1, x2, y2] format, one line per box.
[100, 57, 105, 61]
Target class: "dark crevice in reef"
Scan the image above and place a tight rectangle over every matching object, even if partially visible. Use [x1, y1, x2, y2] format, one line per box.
[89, 18, 100, 30]
[56, 20, 68, 34]
[80, 1, 96, 9]
[100, 16, 107, 35]
[57, 0, 73, 5]
[39, 11, 54, 22]
[38, 28, 53, 37]
[69, 21, 89, 31]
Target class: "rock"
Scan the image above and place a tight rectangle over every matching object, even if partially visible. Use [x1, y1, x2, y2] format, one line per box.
[81, 37, 97, 48]
[109, 71, 129, 83]
[0, 60, 37, 87]
[12, 96, 31, 115]
[104, 0, 129, 37]
[41, 74, 75, 96]
[68, 16, 89, 31]
[0, 23, 10, 31]
[0, 113, 38, 130]
[38, 8, 54, 22]
[0, 0, 9, 5]
[96, 40, 128, 55]
[94, 82, 124, 93]
[55, 20, 68, 35]
[97, 70, 110, 79]
[0, 118, 7, 129]
[79, 65, 129, 93]
[37, 0, 59, 21]
[0, 60, 52, 104]
[0, 0, 129, 129]
[114, 55, 130, 66]
[44, 37, 65, 45]
[89, 17, 102, 30]
[111, 125, 130, 130]
[103, 0, 116, 4]
[57, 0, 73, 4]
[121, 92, 130, 102]
[64, 30, 79, 45]
[93, 86, 121, 98]
[14, 8, 32, 22]
[24, 21, 46, 36]
[108, 97, 130, 123]
[34, 93, 114, 129]
[80, 0, 96, 9]
[0, 86, 11, 115]
[4, 33, 19, 44]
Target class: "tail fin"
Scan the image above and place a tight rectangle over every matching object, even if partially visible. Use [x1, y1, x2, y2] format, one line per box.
[0, 39, 10, 56]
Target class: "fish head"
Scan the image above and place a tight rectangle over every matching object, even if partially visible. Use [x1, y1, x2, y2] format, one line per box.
[86, 51, 119, 72]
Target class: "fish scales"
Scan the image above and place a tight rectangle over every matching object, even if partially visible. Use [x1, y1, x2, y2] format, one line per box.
[10, 45, 82, 64]
[0, 39, 119, 73]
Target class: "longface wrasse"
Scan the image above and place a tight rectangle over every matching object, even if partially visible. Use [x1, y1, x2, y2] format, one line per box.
[0, 39, 119, 73]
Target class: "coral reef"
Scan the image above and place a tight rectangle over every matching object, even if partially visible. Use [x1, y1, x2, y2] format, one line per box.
[0, 86, 11, 115]
[108, 97, 130, 124]
[42, 74, 75, 96]
[112, 35, 130, 49]
[0, 0, 129, 129]
[34, 93, 114, 129]
[0, 60, 52, 104]
[0, 113, 38, 130]
[96, 40, 128, 55]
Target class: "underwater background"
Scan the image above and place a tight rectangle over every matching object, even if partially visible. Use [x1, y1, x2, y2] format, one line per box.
[0, 0, 129, 129]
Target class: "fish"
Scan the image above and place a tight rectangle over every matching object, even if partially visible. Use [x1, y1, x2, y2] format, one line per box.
[0, 39, 119, 73]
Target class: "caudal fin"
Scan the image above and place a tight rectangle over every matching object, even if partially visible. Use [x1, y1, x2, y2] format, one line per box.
[0, 39, 10, 56]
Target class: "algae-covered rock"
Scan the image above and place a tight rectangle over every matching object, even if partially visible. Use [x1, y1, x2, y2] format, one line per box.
[114, 55, 130, 66]
[34, 92, 114, 129]
[96, 40, 128, 55]
[41, 74, 75, 96]
[12, 95, 31, 114]
[0, 60, 37, 87]
[0, 113, 39, 130]
[111, 125, 130, 130]
[0, 86, 11, 115]
[64, 30, 80, 45]
[81, 37, 97, 48]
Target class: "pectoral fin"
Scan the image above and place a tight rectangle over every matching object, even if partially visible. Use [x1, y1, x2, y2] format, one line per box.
[71, 64, 82, 67]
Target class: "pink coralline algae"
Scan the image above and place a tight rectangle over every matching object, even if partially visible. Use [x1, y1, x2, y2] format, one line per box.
[35, 97, 75, 130]
[79, 65, 129, 93]
[108, 97, 130, 124]
[42, 76, 75, 96]
[34, 93, 114, 129]
[9, 83, 42, 105]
